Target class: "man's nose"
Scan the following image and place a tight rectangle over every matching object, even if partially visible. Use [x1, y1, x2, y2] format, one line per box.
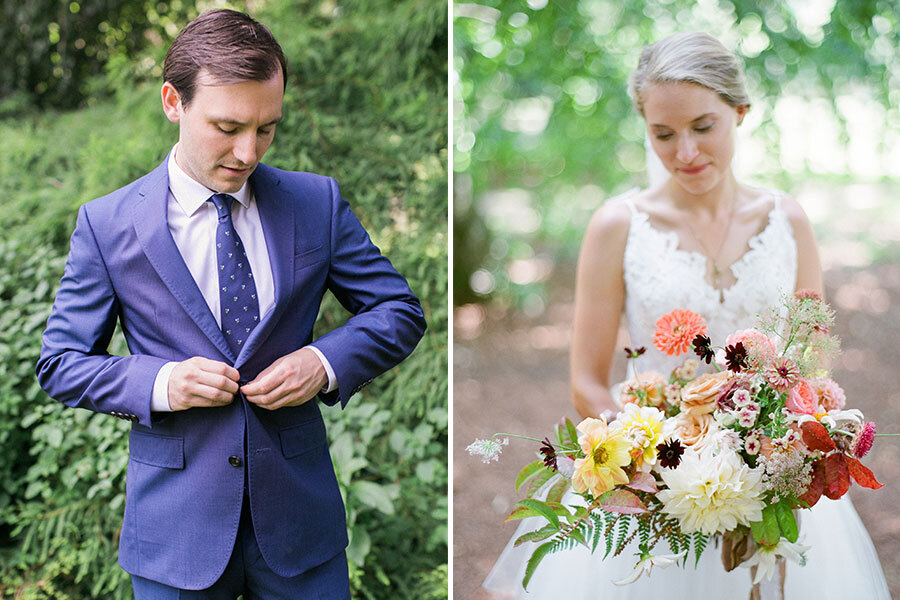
[233, 133, 257, 166]
[676, 135, 699, 164]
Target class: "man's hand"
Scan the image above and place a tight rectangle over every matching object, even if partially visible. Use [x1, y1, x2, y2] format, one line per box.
[168, 357, 240, 411]
[241, 348, 327, 411]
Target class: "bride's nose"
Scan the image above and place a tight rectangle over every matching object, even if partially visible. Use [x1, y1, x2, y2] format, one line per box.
[676, 135, 700, 164]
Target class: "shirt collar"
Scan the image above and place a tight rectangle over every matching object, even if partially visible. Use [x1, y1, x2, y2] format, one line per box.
[167, 144, 252, 217]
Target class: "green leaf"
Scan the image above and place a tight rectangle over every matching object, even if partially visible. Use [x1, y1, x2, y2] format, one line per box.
[750, 505, 781, 547]
[350, 480, 396, 515]
[514, 525, 557, 547]
[773, 500, 799, 543]
[545, 476, 569, 504]
[526, 466, 556, 497]
[565, 418, 579, 446]
[514, 460, 547, 494]
[516, 499, 560, 529]
[522, 541, 555, 590]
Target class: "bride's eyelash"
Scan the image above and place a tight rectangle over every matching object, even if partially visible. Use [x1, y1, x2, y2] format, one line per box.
[655, 123, 712, 141]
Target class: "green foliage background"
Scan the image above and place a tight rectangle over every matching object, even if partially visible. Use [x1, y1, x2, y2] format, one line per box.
[454, 0, 900, 307]
[0, 1, 448, 598]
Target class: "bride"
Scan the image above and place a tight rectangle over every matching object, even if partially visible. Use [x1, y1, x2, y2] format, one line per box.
[483, 32, 889, 599]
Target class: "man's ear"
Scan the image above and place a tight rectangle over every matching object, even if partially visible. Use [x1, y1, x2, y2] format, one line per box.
[161, 82, 183, 123]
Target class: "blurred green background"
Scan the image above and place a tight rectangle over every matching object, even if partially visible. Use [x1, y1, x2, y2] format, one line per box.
[454, 0, 900, 312]
[0, 1, 447, 598]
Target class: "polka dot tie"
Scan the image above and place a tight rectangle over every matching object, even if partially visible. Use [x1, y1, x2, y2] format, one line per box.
[209, 193, 260, 357]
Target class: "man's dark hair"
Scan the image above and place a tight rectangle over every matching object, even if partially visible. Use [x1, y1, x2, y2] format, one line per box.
[163, 9, 287, 107]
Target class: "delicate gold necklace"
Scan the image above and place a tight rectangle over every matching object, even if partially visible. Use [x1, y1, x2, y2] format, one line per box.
[683, 199, 738, 303]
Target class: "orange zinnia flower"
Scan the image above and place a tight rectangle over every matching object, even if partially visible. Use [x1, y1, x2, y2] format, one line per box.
[653, 309, 707, 356]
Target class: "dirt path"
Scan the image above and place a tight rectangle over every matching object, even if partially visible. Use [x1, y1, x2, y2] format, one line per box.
[453, 260, 900, 599]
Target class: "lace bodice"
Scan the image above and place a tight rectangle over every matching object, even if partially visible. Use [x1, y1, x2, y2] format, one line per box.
[621, 189, 797, 376]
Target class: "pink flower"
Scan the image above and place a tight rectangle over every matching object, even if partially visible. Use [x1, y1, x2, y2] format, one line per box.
[852, 422, 876, 458]
[653, 309, 707, 357]
[725, 329, 776, 367]
[812, 378, 846, 411]
[764, 357, 801, 393]
[794, 289, 823, 302]
[738, 407, 758, 428]
[785, 380, 818, 415]
[745, 436, 761, 455]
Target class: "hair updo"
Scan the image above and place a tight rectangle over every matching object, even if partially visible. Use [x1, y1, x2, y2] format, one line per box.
[629, 32, 750, 115]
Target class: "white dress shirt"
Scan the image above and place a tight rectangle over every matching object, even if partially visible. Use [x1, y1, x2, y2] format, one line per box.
[151, 147, 336, 411]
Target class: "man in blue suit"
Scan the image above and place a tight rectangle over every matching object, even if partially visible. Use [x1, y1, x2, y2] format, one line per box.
[36, 9, 426, 599]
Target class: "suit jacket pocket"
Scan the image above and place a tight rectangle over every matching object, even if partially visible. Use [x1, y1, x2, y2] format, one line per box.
[279, 417, 326, 459]
[294, 244, 328, 272]
[129, 431, 185, 469]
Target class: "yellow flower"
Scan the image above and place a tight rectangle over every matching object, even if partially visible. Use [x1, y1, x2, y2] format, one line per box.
[571, 417, 632, 497]
[611, 403, 666, 471]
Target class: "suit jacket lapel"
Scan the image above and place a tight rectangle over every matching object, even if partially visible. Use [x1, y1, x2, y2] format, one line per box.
[132, 160, 236, 363]
[236, 164, 295, 366]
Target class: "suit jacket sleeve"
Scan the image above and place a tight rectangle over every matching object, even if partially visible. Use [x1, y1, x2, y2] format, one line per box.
[309, 177, 426, 408]
[35, 205, 167, 426]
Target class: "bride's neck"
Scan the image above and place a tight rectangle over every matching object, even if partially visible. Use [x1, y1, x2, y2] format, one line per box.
[665, 171, 740, 218]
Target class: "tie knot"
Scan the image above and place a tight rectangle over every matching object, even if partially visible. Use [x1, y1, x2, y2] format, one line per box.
[210, 194, 235, 221]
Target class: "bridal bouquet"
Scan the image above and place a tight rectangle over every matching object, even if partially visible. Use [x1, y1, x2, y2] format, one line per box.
[468, 291, 883, 588]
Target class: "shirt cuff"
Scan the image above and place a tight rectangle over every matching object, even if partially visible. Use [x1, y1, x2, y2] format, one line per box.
[151, 361, 179, 412]
[307, 345, 337, 393]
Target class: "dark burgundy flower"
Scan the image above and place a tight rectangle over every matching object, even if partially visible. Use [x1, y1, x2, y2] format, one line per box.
[724, 342, 748, 372]
[692, 334, 714, 364]
[624, 346, 646, 360]
[656, 439, 685, 469]
[539, 437, 557, 471]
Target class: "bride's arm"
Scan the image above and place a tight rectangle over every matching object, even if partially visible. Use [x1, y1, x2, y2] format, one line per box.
[570, 200, 631, 419]
[782, 196, 824, 296]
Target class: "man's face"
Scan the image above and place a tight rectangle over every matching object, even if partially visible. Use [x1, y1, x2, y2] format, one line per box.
[162, 69, 284, 193]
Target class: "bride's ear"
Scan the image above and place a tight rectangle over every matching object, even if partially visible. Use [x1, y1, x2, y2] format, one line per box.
[735, 104, 750, 126]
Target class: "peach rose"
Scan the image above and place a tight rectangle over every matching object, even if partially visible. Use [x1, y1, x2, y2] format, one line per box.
[786, 380, 818, 415]
[670, 412, 719, 452]
[680, 371, 732, 416]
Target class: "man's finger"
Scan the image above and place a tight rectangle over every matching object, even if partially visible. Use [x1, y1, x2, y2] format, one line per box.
[193, 357, 240, 382]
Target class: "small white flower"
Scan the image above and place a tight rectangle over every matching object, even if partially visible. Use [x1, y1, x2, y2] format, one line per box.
[612, 551, 687, 585]
[466, 437, 509, 463]
[743, 539, 810, 583]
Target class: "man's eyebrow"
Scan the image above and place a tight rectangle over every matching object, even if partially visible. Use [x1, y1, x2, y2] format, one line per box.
[212, 116, 283, 127]
[650, 113, 716, 129]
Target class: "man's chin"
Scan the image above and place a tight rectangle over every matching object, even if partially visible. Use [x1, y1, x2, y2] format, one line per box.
[212, 167, 254, 193]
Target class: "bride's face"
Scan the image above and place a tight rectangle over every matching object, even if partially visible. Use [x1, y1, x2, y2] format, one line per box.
[643, 81, 748, 195]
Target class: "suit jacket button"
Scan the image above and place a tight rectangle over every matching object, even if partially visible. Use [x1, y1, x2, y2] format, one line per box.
[228, 455, 242, 468]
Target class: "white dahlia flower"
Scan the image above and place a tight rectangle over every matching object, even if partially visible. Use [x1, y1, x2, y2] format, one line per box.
[657, 448, 765, 535]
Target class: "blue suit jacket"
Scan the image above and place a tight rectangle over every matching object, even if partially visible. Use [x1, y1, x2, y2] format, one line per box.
[36, 159, 426, 589]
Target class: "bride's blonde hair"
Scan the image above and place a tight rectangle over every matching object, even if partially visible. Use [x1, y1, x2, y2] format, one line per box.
[629, 32, 750, 115]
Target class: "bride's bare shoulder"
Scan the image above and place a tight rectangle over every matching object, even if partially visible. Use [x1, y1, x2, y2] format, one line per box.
[741, 185, 812, 228]
[583, 189, 638, 246]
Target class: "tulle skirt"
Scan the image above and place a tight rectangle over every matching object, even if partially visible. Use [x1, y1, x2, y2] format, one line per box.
[482, 494, 889, 600]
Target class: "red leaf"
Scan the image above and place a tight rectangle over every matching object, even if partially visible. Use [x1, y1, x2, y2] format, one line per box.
[798, 460, 824, 508]
[846, 456, 884, 490]
[599, 489, 649, 514]
[823, 453, 850, 500]
[800, 420, 836, 452]
[626, 471, 658, 493]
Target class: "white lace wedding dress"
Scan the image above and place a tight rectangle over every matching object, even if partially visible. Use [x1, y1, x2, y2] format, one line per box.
[482, 190, 890, 599]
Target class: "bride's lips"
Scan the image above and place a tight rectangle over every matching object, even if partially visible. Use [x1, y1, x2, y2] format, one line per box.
[678, 164, 709, 175]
